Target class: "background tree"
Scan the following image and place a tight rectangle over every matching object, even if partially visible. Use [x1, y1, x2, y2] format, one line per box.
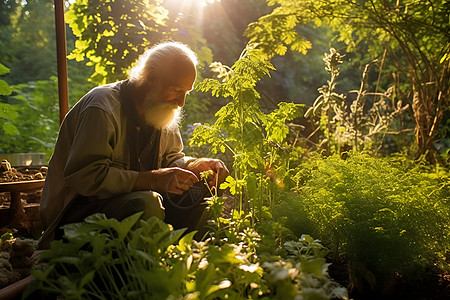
[0, 0, 94, 158]
[1, 0, 57, 84]
[66, 0, 339, 113]
[0, 0, 20, 66]
[245, 0, 450, 162]
[2, 0, 449, 164]
[204, 0, 340, 108]
[66, 0, 171, 84]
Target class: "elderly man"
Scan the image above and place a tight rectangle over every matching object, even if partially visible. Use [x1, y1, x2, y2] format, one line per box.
[39, 42, 229, 249]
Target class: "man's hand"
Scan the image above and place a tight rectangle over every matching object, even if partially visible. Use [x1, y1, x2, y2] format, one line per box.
[186, 158, 229, 187]
[134, 167, 199, 195]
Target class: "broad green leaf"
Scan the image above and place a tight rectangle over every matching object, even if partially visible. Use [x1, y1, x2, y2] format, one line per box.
[177, 230, 196, 252]
[113, 211, 142, 240]
[220, 176, 237, 195]
[0, 103, 18, 120]
[80, 271, 96, 288]
[300, 257, 327, 277]
[0, 79, 12, 95]
[3, 122, 19, 136]
[134, 249, 158, 265]
[53, 256, 82, 265]
[208, 244, 243, 265]
[0, 63, 10, 76]
[30, 264, 55, 281]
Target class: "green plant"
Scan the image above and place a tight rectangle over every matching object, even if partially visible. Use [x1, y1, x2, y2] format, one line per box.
[26, 213, 199, 299]
[25, 213, 348, 299]
[0, 78, 60, 159]
[274, 153, 450, 282]
[245, 0, 450, 163]
[191, 45, 304, 231]
[66, 0, 213, 85]
[65, 0, 169, 84]
[0, 63, 19, 138]
[304, 48, 409, 155]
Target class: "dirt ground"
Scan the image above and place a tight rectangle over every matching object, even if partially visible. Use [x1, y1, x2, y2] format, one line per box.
[0, 164, 46, 207]
[0, 165, 47, 183]
[0, 162, 46, 291]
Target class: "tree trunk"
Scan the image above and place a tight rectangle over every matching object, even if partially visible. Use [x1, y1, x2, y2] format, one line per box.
[411, 82, 442, 164]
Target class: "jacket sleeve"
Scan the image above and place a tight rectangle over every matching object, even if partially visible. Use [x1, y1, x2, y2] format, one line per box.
[160, 129, 196, 169]
[63, 107, 139, 199]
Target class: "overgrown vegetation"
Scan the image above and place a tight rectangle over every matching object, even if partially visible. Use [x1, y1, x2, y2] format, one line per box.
[0, 63, 17, 139]
[274, 153, 449, 289]
[245, 0, 450, 163]
[186, 28, 449, 296]
[26, 213, 348, 299]
[0, 0, 448, 298]
[304, 48, 410, 155]
[191, 45, 304, 226]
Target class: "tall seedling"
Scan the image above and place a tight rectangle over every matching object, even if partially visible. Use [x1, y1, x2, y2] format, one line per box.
[191, 45, 303, 231]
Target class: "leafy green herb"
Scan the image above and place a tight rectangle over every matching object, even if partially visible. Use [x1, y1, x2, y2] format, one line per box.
[192, 44, 304, 232]
[26, 213, 348, 299]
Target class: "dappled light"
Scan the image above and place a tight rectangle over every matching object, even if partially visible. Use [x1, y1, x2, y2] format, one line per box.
[0, 0, 448, 299]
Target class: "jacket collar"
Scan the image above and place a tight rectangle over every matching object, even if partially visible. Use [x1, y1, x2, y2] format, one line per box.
[119, 79, 141, 124]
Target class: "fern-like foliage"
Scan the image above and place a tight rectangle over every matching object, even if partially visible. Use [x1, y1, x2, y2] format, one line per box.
[191, 45, 304, 221]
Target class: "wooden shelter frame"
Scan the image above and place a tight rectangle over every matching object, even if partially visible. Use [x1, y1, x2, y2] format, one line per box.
[54, 0, 69, 124]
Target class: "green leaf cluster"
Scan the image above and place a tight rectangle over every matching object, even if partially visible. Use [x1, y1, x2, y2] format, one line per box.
[244, 0, 315, 59]
[0, 1, 96, 157]
[246, 0, 450, 161]
[0, 78, 61, 159]
[65, 0, 214, 87]
[191, 45, 304, 227]
[305, 48, 410, 154]
[66, 0, 169, 84]
[0, 63, 19, 137]
[193, 46, 304, 171]
[26, 213, 348, 299]
[274, 152, 450, 280]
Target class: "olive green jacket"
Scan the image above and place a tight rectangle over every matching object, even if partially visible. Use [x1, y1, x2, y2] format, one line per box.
[39, 81, 194, 248]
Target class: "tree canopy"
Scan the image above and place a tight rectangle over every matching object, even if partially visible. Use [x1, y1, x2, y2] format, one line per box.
[0, 0, 449, 163]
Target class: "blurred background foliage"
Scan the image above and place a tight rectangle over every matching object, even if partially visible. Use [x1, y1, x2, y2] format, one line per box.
[1, 1, 448, 296]
[0, 0, 448, 163]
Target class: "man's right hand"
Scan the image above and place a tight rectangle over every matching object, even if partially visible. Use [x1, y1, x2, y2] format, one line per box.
[134, 167, 199, 194]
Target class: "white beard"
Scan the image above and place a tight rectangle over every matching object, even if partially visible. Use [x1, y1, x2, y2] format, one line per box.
[142, 96, 183, 130]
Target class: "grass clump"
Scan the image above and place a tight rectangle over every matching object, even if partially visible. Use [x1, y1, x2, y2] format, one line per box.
[274, 153, 449, 281]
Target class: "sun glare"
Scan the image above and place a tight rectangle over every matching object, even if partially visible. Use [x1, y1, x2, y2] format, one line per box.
[195, 0, 221, 7]
[181, 0, 221, 8]
[171, 0, 225, 31]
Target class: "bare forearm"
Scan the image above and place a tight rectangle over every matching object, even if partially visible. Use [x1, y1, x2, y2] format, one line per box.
[133, 171, 156, 191]
[185, 158, 229, 186]
[132, 167, 199, 194]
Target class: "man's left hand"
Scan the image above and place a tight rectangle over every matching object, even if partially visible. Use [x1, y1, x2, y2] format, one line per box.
[186, 158, 229, 187]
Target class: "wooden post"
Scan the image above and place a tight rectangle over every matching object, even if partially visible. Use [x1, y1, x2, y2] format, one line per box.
[54, 0, 69, 125]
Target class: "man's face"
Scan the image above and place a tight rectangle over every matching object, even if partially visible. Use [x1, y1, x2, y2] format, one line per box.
[142, 60, 196, 129]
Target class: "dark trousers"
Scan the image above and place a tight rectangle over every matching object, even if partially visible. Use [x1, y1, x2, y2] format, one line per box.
[56, 183, 210, 239]
[162, 182, 211, 230]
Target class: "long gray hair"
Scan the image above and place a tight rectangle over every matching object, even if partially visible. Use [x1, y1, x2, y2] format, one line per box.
[128, 42, 198, 86]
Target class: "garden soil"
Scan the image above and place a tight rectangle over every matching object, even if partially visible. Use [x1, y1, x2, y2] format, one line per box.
[0, 163, 45, 291]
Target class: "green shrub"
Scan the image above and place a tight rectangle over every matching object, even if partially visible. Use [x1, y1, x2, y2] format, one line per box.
[274, 153, 450, 278]
[25, 213, 349, 300]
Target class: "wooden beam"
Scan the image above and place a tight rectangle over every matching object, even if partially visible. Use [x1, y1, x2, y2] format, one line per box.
[54, 0, 69, 125]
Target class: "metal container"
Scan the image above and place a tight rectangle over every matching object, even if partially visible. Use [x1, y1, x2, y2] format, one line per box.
[0, 153, 46, 167]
